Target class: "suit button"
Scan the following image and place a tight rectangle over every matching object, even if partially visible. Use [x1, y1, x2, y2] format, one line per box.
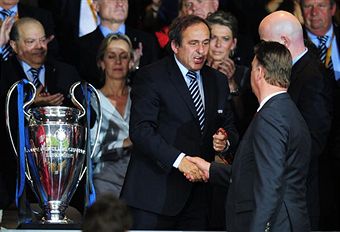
[229, 178, 232, 184]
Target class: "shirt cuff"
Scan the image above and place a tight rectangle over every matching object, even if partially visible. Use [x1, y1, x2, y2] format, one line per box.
[173, 152, 185, 168]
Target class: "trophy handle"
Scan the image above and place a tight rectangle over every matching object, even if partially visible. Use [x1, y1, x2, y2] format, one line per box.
[69, 81, 102, 182]
[5, 80, 36, 158]
[69, 81, 86, 119]
[5, 80, 36, 185]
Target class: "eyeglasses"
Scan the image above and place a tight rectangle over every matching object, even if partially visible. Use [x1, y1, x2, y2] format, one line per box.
[21, 36, 48, 48]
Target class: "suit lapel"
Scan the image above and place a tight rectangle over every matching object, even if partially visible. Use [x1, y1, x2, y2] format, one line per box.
[201, 66, 216, 135]
[166, 57, 200, 121]
[10, 57, 27, 83]
[44, 61, 57, 92]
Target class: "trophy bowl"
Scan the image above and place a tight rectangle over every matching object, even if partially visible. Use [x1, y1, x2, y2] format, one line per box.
[6, 81, 102, 226]
[25, 106, 86, 223]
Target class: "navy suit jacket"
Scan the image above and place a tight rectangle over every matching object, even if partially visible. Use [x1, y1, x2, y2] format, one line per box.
[120, 55, 238, 216]
[288, 49, 333, 225]
[210, 93, 311, 232]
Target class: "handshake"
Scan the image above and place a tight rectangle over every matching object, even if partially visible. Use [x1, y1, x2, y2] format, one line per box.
[178, 128, 229, 182]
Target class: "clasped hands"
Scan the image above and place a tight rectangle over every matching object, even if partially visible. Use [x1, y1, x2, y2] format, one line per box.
[179, 129, 228, 182]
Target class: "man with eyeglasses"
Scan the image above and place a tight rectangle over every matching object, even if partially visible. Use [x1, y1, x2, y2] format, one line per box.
[0, 17, 81, 211]
[0, 0, 59, 60]
[300, 0, 340, 230]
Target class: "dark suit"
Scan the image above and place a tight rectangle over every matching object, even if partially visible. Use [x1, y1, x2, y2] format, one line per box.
[303, 23, 340, 230]
[77, 26, 161, 88]
[288, 49, 333, 228]
[0, 56, 81, 209]
[210, 93, 311, 232]
[120, 55, 238, 230]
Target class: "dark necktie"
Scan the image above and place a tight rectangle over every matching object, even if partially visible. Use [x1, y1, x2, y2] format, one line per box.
[187, 70, 205, 133]
[29, 67, 42, 88]
[0, 9, 14, 60]
[317, 35, 335, 79]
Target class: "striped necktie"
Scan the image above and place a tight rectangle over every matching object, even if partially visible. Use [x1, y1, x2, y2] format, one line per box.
[29, 67, 42, 88]
[0, 9, 14, 60]
[317, 35, 335, 79]
[187, 70, 205, 133]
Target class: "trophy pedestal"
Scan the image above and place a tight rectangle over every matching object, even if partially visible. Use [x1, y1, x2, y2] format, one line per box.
[17, 222, 81, 230]
[17, 204, 83, 230]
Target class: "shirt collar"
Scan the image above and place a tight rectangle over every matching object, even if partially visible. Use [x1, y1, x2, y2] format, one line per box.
[20, 60, 45, 79]
[307, 25, 333, 47]
[99, 24, 126, 37]
[293, 47, 308, 65]
[257, 91, 286, 112]
[174, 55, 201, 80]
[0, 5, 18, 18]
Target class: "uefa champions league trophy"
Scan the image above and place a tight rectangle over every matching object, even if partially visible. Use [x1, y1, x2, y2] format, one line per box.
[5, 80, 102, 224]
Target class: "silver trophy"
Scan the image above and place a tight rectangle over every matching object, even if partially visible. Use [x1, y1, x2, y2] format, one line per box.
[5, 81, 101, 224]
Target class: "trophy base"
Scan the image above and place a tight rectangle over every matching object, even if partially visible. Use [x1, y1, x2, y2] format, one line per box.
[17, 222, 81, 230]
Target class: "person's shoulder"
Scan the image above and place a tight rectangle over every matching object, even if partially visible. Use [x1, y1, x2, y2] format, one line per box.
[46, 59, 79, 73]
[126, 26, 158, 41]
[295, 50, 325, 78]
[18, 3, 52, 18]
[78, 28, 101, 43]
[126, 26, 153, 37]
[202, 64, 228, 82]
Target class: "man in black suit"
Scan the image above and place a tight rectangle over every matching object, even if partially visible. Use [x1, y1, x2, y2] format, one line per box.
[0, 17, 81, 210]
[0, 0, 58, 59]
[120, 15, 238, 230]
[187, 41, 312, 232]
[300, 0, 340, 229]
[259, 10, 333, 230]
[77, 0, 161, 88]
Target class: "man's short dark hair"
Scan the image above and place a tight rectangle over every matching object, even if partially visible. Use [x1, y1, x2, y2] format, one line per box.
[9, 17, 42, 41]
[168, 14, 210, 47]
[82, 194, 132, 232]
[254, 41, 292, 88]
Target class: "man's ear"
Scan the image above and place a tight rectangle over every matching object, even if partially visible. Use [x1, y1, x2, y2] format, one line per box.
[280, 35, 290, 49]
[9, 40, 17, 54]
[92, 0, 99, 12]
[212, 0, 219, 12]
[171, 40, 179, 54]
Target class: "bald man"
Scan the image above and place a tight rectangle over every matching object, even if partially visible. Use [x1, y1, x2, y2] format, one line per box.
[259, 11, 333, 230]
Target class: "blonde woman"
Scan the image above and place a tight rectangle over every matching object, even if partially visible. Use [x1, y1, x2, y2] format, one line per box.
[91, 34, 134, 198]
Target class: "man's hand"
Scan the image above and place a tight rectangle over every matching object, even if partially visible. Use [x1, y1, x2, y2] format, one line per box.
[46, 34, 55, 45]
[185, 156, 210, 182]
[34, 86, 64, 106]
[178, 156, 203, 182]
[0, 16, 14, 47]
[213, 128, 228, 152]
[132, 42, 143, 70]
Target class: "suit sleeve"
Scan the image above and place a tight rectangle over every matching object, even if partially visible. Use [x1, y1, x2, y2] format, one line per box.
[209, 161, 232, 187]
[297, 73, 332, 160]
[129, 68, 180, 173]
[249, 111, 288, 231]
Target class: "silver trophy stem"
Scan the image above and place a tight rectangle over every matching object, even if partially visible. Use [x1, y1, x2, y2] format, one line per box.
[5, 80, 102, 224]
